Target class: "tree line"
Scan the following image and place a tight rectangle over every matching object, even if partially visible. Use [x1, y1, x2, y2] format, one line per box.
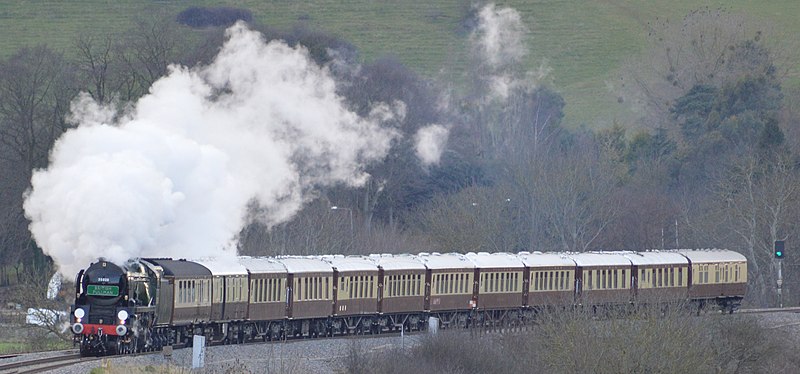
[1, 8, 798, 308]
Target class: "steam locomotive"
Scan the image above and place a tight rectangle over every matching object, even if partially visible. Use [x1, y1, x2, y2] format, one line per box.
[70, 249, 747, 356]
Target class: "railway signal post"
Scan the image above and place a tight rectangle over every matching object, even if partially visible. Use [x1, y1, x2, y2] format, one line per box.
[775, 240, 785, 307]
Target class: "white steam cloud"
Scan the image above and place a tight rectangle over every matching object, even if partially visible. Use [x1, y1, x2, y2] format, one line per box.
[470, 3, 550, 101]
[471, 3, 528, 69]
[24, 23, 400, 276]
[414, 124, 449, 166]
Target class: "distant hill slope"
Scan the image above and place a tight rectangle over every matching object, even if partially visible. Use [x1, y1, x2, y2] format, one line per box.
[0, 0, 797, 128]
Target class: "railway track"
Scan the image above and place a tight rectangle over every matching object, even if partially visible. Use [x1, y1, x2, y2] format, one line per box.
[0, 330, 418, 374]
[737, 306, 800, 314]
[0, 351, 86, 374]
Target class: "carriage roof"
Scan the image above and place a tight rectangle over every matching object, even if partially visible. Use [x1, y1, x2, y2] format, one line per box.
[321, 255, 379, 272]
[142, 258, 211, 277]
[677, 249, 747, 263]
[620, 251, 689, 266]
[516, 252, 577, 267]
[238, 257, 287, 273]
[567, 252, 632, 267]
[191, 258, 249, 276]
[276, 257, 334, 274]
[416, 253, 475, 270]
[465, 252, 525, 268]
[367, 254, 427, 271]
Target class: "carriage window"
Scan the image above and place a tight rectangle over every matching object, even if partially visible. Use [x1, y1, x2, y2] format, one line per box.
[538, 272, 543, 291]
[587, 271, 592, 290]
[398, 275, 403, 296]
[611, 270, 616, 289]
[670, 268, 675, 287]
[513, 272, 518, 292]
[270, 279, 275, 301]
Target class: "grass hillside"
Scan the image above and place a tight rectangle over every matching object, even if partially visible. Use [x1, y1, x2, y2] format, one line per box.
[1, 0, 798, 128]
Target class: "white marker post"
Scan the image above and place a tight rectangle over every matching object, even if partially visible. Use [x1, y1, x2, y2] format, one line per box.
[192, 335, 205, 368]
[428, 317, 439, 335]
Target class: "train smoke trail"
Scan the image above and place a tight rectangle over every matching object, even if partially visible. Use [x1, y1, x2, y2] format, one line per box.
[414, 124, 449, 166]
[24, 23, 399, 276]
[470, 3, 550, 101]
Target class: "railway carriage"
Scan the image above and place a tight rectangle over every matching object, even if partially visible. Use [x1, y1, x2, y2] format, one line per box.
[279, 256, 333, 337]
[517, 252, 577, 307]
[623, 251, 689, 304]
[323, 255, 380, 317]
[239, 257, 288, 322]
[369, 254, 426, 315]
[679, 249, 747, 312]
[144, 258, 212, 326]
[571, 252, 632, 306]
[418, 253, 476, 312]
[466, 252, 525, 310]
[193, 259, 249, 322]
[322, 255, 381, 334]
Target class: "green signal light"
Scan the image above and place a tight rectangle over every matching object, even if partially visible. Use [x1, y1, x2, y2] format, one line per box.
[775, 240, 785, 259]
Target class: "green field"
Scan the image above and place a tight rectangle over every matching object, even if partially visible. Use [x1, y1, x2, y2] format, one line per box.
[0, 1, 797, 128]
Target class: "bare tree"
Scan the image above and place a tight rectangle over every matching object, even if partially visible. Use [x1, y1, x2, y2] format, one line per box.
[532, 137, 622, 252]
[115, 16, 196, 101]
[706, 152, 799, 307]
[75, 35, 116, 103]
[0, 46, 76, 177]
[410, 184, 520, 253]
[0, 46, 75, 285]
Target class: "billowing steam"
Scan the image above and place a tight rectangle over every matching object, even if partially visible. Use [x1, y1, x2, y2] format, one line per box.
[471, 4, 528, 70]
[414, 124, 449, 166]
[470, 3, 549, 101]
[24, 23, 400, 276]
